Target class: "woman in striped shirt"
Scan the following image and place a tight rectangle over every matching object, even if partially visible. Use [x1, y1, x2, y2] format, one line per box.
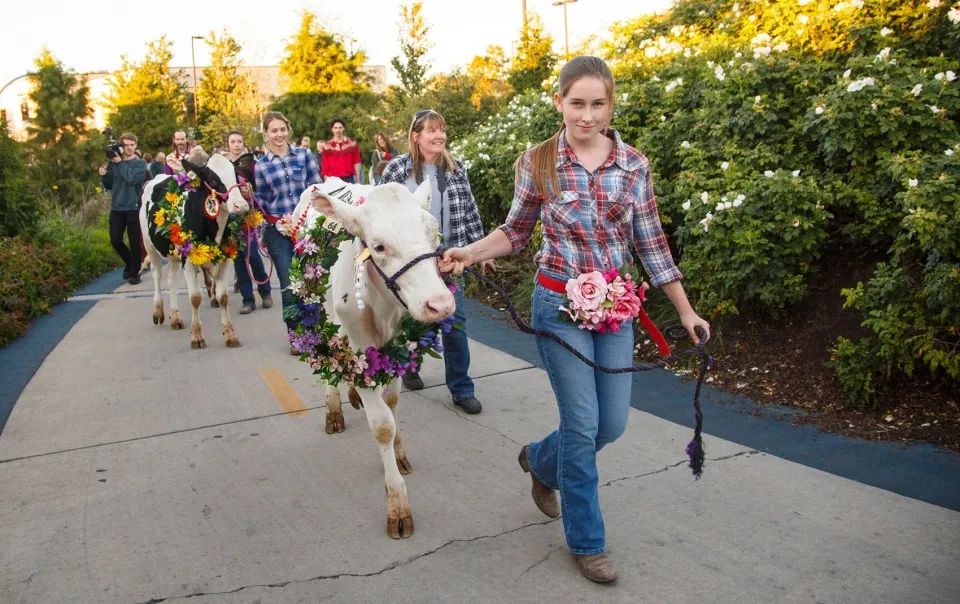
[440, 56, 710, 584]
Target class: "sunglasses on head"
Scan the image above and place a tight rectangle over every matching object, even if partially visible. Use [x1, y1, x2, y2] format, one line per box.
[411, 109, 440, 128]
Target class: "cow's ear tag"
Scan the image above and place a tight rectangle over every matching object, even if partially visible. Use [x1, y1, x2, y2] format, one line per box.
[355, 247, 372, 262]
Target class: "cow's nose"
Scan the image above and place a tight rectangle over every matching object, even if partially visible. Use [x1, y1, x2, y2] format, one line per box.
[423, 292, 455, 321]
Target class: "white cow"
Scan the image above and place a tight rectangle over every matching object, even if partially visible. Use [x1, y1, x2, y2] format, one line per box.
[295, 177, 455, 538]
[139, 149, 250, 348]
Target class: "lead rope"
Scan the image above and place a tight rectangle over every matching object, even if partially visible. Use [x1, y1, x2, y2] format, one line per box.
[463, 266, 712, 478]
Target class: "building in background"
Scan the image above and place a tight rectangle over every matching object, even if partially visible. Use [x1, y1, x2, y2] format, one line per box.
[0, 64, 387, 140]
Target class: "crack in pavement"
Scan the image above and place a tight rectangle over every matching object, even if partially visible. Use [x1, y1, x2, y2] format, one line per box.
[601, 449, 759, 488]
[137, 517, 559, 603]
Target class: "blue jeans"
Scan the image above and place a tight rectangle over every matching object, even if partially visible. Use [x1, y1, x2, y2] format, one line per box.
[261, 224, 296, 329]
[443, 281, 474, 401]
[234, 241, 271, 306]
[526, 279, 633, 555]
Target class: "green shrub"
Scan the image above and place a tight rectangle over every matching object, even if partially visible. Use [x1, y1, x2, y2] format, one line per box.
[831, 147, 960, 407]
[453, 90, 560, 228]
[0, 209, 116, 346]
[676, 168, 830, 317]
[0, 127, 37, 237]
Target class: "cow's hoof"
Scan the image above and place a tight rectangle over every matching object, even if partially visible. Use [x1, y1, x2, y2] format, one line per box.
[191, 338, 207, 349]
[152, 312, 164, 325]
[210, 299, 220, 308]
[170, 318, 184, 330]
[396, 454, 413, 475]
[387, 512, 414, 539]
[225, 338, 241, 348]
[325, 410, 345, 434]
[348, 387, 363, 409]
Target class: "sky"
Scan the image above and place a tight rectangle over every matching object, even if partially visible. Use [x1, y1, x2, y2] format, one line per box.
[2, 0, 672, 89]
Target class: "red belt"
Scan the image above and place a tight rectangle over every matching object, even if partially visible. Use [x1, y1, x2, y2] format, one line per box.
[536, 272, 672, 358]
[263, 213, 281, 224]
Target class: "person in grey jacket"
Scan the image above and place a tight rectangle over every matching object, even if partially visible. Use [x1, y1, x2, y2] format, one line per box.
[99, 132, 147, 284]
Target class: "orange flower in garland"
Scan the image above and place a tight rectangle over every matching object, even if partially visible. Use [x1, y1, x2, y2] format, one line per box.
[222, 240, 238, 260]
[170, 224, 185, 246]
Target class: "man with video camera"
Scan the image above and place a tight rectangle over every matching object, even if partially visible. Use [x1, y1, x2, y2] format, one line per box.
[98, 131, 148, 285]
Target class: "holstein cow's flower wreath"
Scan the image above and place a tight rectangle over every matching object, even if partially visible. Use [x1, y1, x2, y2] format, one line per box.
[153, 171, 240, 265]
[283, 193, 454, 388]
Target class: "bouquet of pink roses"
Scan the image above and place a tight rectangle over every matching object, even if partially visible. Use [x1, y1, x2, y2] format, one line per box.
[562, 269, 646, 333]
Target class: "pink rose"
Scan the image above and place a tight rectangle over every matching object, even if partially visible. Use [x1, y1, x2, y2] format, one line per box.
[566, 272, 608, 311]
[610, 289, 642, 323]
[607, 276, 627, 300]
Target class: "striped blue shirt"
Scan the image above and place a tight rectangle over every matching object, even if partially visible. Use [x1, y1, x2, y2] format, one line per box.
[254, 146, 321, 218]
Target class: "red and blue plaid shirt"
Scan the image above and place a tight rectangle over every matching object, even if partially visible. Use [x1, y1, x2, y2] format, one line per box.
[254, 146, 320, 219]
[498, 129, 682, 288]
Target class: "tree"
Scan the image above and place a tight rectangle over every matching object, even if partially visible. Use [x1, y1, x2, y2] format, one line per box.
[104, 37, 186, 152]
[508, 13, 557, 93]
[279, 12, 369, 94]
[390, 2, 431, 97]
[195, 31, 263, 148]
[25, 49, 100, 208]
[0, 126, 34, 236]
[467, 45, 514, 111]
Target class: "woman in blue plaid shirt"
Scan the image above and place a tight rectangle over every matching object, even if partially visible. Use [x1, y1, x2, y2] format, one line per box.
[254, 111, 321, 349]
[380, 109, 489, 414]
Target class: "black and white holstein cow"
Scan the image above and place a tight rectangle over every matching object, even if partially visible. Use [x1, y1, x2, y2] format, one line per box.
[295, 177, 455, 538]
[139, 148, 252, 348]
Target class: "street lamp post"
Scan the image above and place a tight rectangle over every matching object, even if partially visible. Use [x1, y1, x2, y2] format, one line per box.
[551, 0, 579, 60]
[190, 35, 203, 123]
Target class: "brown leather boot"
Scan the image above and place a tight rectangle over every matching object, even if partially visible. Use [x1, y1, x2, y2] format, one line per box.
[574, 553, 618, 584]
[518, 445, 560, 519]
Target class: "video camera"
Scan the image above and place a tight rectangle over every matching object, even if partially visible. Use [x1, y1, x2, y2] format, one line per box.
[103, 128, 123, 160]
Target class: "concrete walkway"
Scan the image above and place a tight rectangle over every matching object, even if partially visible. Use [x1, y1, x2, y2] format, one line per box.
[1, 269, 958, 603]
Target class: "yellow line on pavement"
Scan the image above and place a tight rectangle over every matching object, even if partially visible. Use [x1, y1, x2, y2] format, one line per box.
[261, 368, 308, 416]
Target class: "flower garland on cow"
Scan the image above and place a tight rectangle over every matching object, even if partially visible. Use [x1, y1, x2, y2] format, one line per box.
[152, 171, 240, 265]
[284, 208, 454, 389]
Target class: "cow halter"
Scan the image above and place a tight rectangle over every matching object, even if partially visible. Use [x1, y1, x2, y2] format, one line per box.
[356, 240, 444, 310]
[202, 178, 246, 219]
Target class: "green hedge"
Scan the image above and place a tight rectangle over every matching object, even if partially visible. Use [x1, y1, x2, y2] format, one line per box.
[455, 0, 960, 407]
[0, 211, 116, 346]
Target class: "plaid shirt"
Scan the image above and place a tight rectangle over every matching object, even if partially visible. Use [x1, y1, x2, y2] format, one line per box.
[380, 154, 486, 248]
[499, 129, 682, 288]
[254, 145, 320, 218]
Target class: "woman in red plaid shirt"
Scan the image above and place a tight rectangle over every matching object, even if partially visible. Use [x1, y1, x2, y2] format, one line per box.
[441, 56, 710, 584]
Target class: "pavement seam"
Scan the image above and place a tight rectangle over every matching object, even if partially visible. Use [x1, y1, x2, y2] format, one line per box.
[0, 407, 327, 465]
[136, 518, 559, 603]
[0, 366, 534, 465]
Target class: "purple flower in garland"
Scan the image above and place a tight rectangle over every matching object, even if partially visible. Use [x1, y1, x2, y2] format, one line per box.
[288, 329, 326, 353]
[299, 302, 322, 328]
[177, 241, 193, 258]
[437, 316, 455, 334]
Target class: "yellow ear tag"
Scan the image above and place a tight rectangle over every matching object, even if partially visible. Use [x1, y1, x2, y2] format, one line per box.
[355, 247, 372, 262]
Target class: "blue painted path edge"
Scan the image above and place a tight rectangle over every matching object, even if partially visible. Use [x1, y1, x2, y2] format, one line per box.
[462, 298, 960, 512]
[0, 268, 124, 434]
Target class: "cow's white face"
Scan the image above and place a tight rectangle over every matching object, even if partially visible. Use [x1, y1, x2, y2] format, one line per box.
[206, 153, 249, 214]
[312, 180, 455, 323]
